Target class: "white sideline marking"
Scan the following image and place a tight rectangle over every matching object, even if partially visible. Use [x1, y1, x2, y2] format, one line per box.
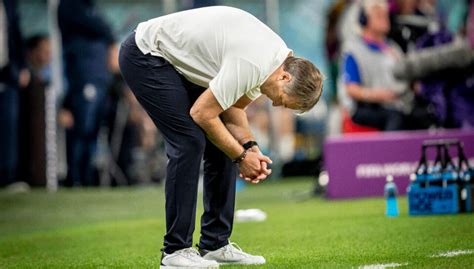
[358, 263, 408, 269]
[357, 249, 474, 268]
[430, 250, 474, 258]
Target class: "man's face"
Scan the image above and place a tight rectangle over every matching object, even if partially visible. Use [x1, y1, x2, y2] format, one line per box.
[37, 39, 52, 67]
[269, 87, 300, 110]
[261, 65, 302, 111]
[30, 39, 51, 68]
[366, 4, 390, 35]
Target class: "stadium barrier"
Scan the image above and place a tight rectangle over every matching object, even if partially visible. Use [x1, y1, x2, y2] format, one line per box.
[324, 129, 474, 199]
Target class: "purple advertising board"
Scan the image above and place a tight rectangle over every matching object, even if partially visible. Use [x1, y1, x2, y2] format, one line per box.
[324, 129, 474, 199]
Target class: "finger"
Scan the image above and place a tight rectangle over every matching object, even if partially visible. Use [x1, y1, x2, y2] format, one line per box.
[258, 155, 273, 164]
[244, 172, 265, 183]
[241, 170, 260, 180]
[262, 168, 272, 176]
[256, 172, 267, 180]
[260, 161, 271, 175]
[245, 172, 260, 180]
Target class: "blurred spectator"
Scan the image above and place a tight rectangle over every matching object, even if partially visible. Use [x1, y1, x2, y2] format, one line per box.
[17, 34, 52, 186]
[58, 0, 116, 186]
[468, 0, 474, 48]
[388, 0, 436, 53]
[418, 0, 437, 17]
[0, 0, 30, 187]
[246, 97, 296, 163]
[192, 0, 217, 8]
[337, 0, 363, 45]
[25, 34, 51, 83]
[102, 51, 160, 186]
[325, 0, 355, 136]
[438, 0, 470, 35]
[403, 0, 474, 129]
[246, 98, 271, 155]
[325, 0, 351, 103]
[339, 0, 412, 131]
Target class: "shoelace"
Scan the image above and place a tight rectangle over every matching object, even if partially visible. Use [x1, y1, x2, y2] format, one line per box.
[176, 247, 203, 262]
[222, 242, 249, 258]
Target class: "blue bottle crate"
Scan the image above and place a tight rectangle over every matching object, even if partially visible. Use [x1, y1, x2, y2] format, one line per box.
[461, 184, 472, 212]
[459, 170, 473, 213]
[408, 184, 459, 215]
[409, 139, 473, 216]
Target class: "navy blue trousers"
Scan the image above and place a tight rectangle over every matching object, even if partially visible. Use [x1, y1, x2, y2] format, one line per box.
[65, 77, 108, 186]
[0, 83, 18, 186]
[119, 33, 237, 254]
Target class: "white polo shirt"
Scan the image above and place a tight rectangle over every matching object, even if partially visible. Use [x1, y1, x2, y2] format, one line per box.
[134, 6, 292, 110]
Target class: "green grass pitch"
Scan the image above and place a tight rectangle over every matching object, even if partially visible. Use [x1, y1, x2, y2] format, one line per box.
[1, 178, 473, 268]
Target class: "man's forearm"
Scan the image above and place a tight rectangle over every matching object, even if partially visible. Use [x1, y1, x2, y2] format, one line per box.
[189, 89, 253, 159]
[221, 107, 255, 145]
[193, 115, 244, 160]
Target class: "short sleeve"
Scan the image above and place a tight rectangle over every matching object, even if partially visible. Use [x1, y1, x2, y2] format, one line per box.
[209, 58, 261, 110]
[245, 87, 262, 101]
[343, 53, 362, 84]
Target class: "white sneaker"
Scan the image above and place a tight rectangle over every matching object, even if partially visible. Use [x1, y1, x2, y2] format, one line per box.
[160, 247, 219, 269]
[200, 242, 266, 265]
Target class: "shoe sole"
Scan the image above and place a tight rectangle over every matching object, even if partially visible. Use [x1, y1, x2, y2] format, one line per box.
[160, 265, 219, 269]
[218, 261, 266, 265]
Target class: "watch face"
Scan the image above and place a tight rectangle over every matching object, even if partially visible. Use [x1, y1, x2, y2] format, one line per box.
[243, 141, 258, 150]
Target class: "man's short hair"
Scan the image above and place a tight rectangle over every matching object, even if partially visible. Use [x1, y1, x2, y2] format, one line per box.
[282, 56, 324, 113]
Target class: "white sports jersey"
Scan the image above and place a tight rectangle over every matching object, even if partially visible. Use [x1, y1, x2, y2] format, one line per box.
[134, 6, 292, 110]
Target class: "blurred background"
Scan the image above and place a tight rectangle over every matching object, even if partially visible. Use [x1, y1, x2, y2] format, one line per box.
[1, 0, 473, 192]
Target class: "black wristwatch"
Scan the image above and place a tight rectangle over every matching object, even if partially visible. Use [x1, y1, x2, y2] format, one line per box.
[242, 140, 258, 150]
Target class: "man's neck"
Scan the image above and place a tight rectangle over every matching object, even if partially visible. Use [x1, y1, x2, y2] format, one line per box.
[260, 66, 281, 95]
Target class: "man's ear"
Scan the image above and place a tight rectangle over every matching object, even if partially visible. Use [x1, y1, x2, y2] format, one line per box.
[280, 70, 292, 82]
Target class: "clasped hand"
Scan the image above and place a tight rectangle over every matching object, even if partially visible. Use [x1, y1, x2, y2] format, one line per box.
[238, 147, 272, 184]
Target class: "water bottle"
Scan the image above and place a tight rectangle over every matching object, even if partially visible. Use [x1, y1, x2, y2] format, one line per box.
[385, 175, 399, 217]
